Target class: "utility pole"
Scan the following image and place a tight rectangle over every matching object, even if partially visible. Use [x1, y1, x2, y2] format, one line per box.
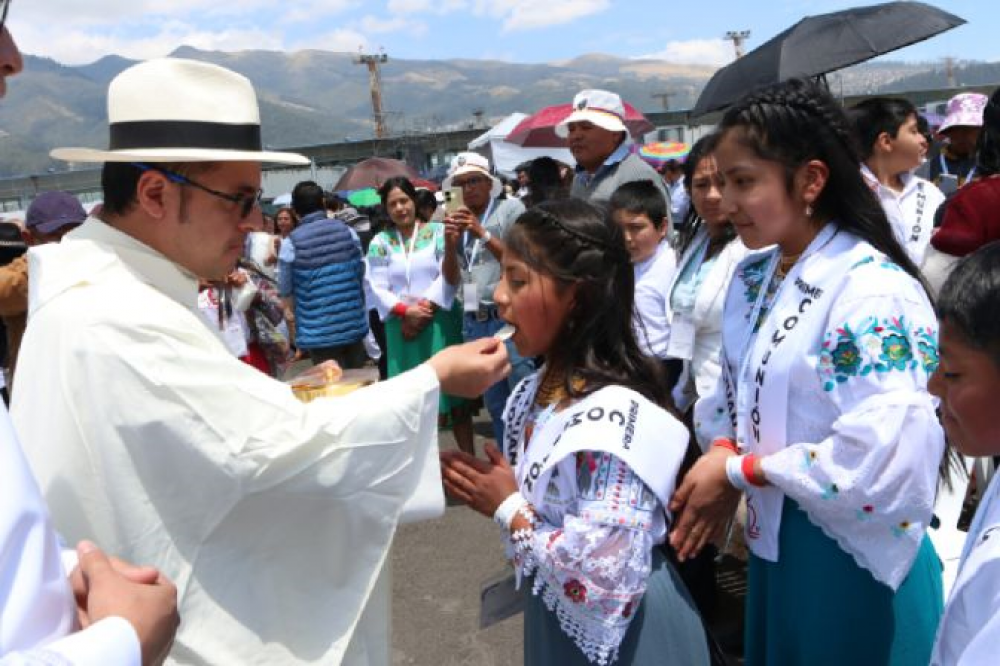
[725, 30, 751, 60]
[651, 92, 674, 111]
[355, 49, 389, 139]
[944, 56, 956, 88]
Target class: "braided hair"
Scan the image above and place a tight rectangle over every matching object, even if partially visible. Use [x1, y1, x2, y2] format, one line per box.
[718, 78, 926, 291]
[505, 198, 668, 407]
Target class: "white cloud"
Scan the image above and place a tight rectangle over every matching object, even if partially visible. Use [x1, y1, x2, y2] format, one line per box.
[14, 21, 283, 65]
[472, 0, 610, 31]
[291, 28, 371, 54]
[641, 39, 732, 67]
[358, 14, 427, 35]
[387, 0, 466, 14]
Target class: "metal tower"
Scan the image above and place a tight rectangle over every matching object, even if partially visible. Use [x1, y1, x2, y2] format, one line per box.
[355, 50, 389, 139]
[725, 30, 751, 60]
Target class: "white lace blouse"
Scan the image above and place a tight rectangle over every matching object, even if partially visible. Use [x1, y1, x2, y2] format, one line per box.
[504, 404, 665, 666]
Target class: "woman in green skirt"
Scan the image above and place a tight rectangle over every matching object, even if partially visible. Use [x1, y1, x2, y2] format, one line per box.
[672, 79, 944, 665]
[366, 176, 474, 452]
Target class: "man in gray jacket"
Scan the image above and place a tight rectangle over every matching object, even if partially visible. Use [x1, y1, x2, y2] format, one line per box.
[561, 89, 671, 212]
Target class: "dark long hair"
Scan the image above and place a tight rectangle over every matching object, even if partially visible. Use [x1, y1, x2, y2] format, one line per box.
[718, 78, 927, 292]
[677, 133, 736, 257]
[377, 176, 418, 226]
[504, 199, 668, 407]
[937, 240, 1000, 365]
[975, 87, 1000, 177]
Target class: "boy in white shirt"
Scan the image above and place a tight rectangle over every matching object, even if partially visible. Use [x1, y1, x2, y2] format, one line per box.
[851, 97, 945, 266]
[610, 181, 677, 373]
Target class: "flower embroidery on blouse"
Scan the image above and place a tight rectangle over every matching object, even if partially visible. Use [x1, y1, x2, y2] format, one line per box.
[856, 505, 876, 522]
[821, 483, 839, 500]
[915, 327, 939, 373]
[740, 255, 772, 304]
[563, 579, 588, 604]
[891, 520, 913, 538]
[818, 315, 933, 391]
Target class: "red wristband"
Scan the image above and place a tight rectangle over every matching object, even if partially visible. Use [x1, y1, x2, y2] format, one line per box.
[742, 453, 766, 487]
[712, 437, 739, 453]
[391, 302, 408, 318]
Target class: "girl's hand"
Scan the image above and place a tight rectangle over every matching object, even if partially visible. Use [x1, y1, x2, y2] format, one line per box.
[668, 447, 741, 561]
[440, 443, 518, 518]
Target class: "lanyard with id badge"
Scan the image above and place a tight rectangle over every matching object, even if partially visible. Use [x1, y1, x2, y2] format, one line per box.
[397, 222, 422, 306]
[461, 199, 496, 320]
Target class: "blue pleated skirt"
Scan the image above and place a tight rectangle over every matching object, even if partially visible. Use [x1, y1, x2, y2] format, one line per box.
[523, 548, 710, 665]
[744, 498, 944, 666]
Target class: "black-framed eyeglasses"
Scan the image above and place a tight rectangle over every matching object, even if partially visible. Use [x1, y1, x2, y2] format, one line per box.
[133, 163, 263, 219]
[1, 0, 11, 36]
[453, 176, 489, 189]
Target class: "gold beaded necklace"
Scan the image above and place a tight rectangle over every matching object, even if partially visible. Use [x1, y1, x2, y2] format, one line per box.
[774, 251, 802, 279]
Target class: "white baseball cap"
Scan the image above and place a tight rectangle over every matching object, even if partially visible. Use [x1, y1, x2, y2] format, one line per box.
[555, 89, 628, 138]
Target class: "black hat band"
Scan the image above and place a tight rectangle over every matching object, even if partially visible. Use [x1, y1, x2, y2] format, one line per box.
[109, 120, 262, 152]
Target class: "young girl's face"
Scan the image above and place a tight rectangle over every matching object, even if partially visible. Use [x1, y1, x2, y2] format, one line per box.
[612, 210, 665, 263]
[494, 247, 576, 358]
[715, 130, 818, 253]
[929, 320, 1000, 457]
[689, 154, 728, 231]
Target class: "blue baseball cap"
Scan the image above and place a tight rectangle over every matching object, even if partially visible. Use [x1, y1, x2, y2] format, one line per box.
[26, 191, 86, 234]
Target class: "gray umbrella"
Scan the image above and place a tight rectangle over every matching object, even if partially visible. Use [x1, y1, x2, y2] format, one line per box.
[692, 1, 966, 117]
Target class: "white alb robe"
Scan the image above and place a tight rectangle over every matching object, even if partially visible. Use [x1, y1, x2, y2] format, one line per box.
[0, 403, 140, 665]
[12, 218, 444, 665]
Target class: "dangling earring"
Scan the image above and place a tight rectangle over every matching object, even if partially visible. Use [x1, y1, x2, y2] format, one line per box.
[805, 203, 813, 218]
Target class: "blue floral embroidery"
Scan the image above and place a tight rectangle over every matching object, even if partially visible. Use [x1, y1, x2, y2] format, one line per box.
[740, 255, 772, 304]
[880, 332, 912, 371]
[800, 448, 819, 470]
[915, 327, 939, 373]
[821, 483, 839, 500]
[818, 315, 934, 391]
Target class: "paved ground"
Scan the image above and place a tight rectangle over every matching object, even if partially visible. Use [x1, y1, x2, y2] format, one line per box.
[390, 423, 524, 666]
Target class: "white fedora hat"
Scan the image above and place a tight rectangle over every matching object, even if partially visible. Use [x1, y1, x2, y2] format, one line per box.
[50, 58, 309, 165]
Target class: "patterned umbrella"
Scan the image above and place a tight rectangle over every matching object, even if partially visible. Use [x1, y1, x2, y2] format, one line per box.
[637, 141, 690, 167]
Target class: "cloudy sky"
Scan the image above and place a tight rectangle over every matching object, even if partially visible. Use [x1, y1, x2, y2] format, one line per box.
[6, 0, 995, 67]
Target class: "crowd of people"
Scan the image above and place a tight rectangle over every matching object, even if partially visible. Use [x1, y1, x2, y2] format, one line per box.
[3, 3, 1000, 665]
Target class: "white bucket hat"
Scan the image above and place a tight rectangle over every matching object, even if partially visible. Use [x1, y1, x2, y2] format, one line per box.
[50, 58, 309, 165]
[555, 89, 628, 138]
[442, 152, 502, 199]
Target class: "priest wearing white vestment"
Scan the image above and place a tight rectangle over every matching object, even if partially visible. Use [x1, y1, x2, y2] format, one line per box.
[11, 58, 509, 665]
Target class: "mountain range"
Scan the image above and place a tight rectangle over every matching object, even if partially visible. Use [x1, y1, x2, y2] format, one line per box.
[0, 46, 996, 177]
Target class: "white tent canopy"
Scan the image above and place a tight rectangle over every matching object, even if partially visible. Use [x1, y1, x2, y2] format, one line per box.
[469, 112, 575, 178]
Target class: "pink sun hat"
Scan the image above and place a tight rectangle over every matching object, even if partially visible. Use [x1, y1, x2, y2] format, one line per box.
[939, 93, 988, 134]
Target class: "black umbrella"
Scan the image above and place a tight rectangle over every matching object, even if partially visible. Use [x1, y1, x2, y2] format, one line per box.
[692, 1, 966, 116]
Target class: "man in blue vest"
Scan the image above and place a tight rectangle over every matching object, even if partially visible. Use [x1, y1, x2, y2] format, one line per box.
[278, 180, 369, 367]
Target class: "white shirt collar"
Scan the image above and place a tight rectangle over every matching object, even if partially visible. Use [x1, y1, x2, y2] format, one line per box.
[70, 217, 200, 310]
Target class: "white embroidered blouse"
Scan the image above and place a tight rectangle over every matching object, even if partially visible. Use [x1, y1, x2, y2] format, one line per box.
[698, 230, 943, 589]
[500, 375, 689, 665]
[364, 222, 456, 319]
